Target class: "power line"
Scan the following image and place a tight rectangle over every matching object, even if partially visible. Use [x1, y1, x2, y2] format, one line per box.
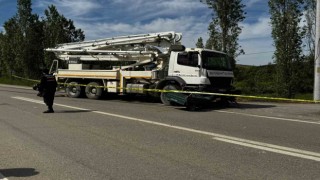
[241, 51, 274, 56]
[241, 48, 313, 56]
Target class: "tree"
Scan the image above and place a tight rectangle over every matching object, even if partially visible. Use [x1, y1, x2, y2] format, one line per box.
[0, 32, 3, 76]
[15, 0, 43, 77]
[196, 37, 204, 48]
[25, 14, 45, 78]
[201, 0, 245, 68]
[234, 64, 276, 95]
[1, 2, 85, 78]
[303, 0, 316, 54]
[269, 0, 304, 98]
[42, 5, 85, 67]
[3, 18, 21, 76]
[298, 0, 316, 94]
[1, 0, 44, 78]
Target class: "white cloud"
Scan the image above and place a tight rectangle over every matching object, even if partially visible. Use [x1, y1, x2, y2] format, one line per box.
[74, 13, 274, 65]
[35, 0, 210, 21]
[76, 16, 209, 49]
[32, 0, 275, 65]
[245, 0, 263, 7]
[106, 0, 211, 23]
[112, 0, 205, 10]
[237, 15, 274, 65]
[240, 16, 271, 40]
[35, 0, 101, 17]
[237, 38, 274, 65]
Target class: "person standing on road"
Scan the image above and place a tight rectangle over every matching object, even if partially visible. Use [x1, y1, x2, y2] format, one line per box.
[38, 69, 57, 113]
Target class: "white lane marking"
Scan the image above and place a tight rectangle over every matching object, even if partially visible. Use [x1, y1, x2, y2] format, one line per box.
[0, 172, 8, 180]
[216, 110, 320, 125]
[12, 96, 320, 162]
[214, 137, 320, 162]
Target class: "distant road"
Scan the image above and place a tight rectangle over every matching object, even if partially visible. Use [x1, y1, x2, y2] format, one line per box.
[0, 84, 320, 179]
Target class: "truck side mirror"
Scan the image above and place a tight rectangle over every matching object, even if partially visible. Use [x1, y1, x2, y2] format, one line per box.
[49, 59, 59, 74]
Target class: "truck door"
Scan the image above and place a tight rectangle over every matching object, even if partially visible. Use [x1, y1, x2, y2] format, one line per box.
[170, 51, 201, 84]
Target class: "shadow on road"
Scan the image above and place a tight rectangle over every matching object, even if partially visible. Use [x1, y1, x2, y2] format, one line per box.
[174, 102, 276, 112]
[100, 94, 278, 112]
[0, 168, 39, 178]
[103, 94, 160, 104]
[56, 110, 94, 113]
[235, 103, 276, 109]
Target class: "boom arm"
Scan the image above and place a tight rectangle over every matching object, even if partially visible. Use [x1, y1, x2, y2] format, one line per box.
[45, 31, 182, 70]
[46, 31, 182, 59]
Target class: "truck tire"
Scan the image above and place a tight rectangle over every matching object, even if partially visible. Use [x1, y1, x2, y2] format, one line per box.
[160, 84, 180, 106]
[66, 82, 82, 98]
[85, 82, 103, 99]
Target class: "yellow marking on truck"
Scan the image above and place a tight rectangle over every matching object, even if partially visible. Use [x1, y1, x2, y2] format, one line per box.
[57, 74, 117, 78]
[122, 76, 152, 79]
[120, 73, 123, 93]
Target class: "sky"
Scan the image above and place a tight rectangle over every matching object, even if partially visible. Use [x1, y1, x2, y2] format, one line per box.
[0, 0, 274, 66]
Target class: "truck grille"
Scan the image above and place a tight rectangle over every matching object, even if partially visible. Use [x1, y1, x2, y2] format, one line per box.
[208, 77, 232, 89]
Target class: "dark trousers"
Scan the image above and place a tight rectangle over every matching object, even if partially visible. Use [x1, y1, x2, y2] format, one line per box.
[43, 91, 55, 110]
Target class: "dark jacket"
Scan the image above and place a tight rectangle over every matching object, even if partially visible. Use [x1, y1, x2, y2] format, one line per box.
[38, 73, 57, 94]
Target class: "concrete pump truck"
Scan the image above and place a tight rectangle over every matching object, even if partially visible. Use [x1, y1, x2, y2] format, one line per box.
[46, 31, 238, 108]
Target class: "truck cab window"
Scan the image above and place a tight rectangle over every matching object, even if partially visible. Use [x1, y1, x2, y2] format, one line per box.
[202, 51, 232, 71]
[177, 52, 199, 67]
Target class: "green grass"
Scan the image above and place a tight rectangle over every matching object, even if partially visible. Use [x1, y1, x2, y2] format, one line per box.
[293, 93, 313, 100]
[236, 92, 315, 103]
[0, 75, 37, 87]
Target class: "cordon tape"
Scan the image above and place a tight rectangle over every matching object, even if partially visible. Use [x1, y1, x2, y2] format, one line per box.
[12, 75, 320, 103]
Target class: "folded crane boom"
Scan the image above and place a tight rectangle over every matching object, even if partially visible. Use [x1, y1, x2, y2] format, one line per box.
[46, 31, 182, 53]
[46, 31, 182, 65]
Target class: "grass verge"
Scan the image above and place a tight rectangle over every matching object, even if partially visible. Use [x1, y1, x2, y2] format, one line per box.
[0, 75, 36, 87]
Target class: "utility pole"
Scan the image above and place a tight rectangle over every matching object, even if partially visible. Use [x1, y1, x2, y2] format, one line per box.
[314, 0, 320, 101]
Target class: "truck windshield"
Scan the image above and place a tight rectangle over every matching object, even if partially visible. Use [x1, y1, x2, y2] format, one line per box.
[202, 51, 232, 71]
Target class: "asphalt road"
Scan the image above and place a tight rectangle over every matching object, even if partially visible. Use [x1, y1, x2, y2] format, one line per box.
[0, 84, 320, 180]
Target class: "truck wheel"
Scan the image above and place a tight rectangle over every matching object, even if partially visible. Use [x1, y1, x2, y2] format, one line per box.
[85, 82, 103, 99]
[66, 82, 82, 98]
[160, 84, 180, 106]
[218, 97, 230, 108]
